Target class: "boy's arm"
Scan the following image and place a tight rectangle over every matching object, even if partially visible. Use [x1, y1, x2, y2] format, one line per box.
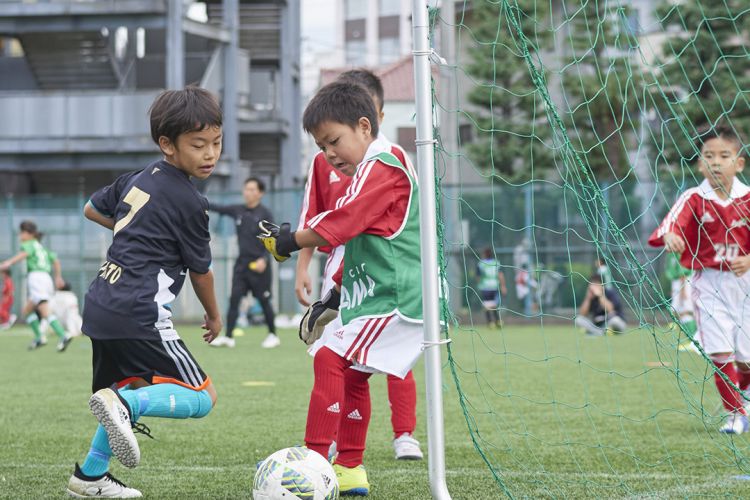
[52, 256, 64, 289]
[0, 251, 28, 271]
[189, 269, 223, 342]
[498, 270, 508, 295]
[84, 201, 115, 230]
[648, 192, 697, 251]
[208, 202, 238, 217]
[295, 246, 315, 306]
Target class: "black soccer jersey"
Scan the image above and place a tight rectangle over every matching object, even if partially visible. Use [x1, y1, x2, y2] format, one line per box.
[209, 202, 274, 269]
[82, 160, 212, 340]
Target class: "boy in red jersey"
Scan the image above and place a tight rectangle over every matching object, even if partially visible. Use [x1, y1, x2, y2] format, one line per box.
[296, 69, 422, 462]
[649, 126, 750, 434]
[0, 269, 15, 329]
[260, 81, 424, 495]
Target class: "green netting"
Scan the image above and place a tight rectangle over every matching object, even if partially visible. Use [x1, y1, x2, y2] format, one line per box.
[432, 0, 750, 497]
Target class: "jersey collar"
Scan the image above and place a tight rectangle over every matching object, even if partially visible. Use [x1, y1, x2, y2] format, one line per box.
[698, 177, 750, 204]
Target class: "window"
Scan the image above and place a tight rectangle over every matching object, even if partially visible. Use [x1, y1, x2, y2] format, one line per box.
[378, 37, 401, 64]
[345, 0, 367, 20]
[379, 0, 401, 17]
[346, 40, 367, 66]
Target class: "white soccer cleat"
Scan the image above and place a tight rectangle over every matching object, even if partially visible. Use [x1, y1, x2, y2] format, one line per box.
[393, 433, 424, 460]
[67, 463, 142, 498]
[261, 333, 281, 349]
[89, 388, 140, 468]
[57, 335, 73, 352]
[210, 336, 235, 348]
[719, 412, 749, 435]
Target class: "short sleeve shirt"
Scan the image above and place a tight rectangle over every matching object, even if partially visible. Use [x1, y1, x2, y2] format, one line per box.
[83, 160, 212, 340]
[21, 239, 53, 274]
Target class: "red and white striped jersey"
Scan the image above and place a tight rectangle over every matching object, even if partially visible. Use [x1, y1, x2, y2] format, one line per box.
[649, 179, 750, 270]
[298, 135, 414, 253]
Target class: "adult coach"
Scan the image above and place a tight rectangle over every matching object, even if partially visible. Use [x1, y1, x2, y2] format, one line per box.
[210, 177, 279, 348]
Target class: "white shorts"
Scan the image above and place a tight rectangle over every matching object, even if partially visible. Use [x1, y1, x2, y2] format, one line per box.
[27, 271, 54, 305]
[324, 313, 423, 379]
[693, 269, 750, 360]
[308, 246, 345, 358]
[670, 278, 693, 318]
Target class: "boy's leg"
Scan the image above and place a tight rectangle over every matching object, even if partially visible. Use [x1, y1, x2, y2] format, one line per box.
[305, 347, 350, 458]
[250, 269, 279, 347]
[223, 274, 249, 340]
[36, 301, 69, 343]
[574, 316, 604, 336]
[387, 372, 417, 438]
[118, 383, 214, 420]
[79, 425, 112, 477]
[710, 353, 746, 415]
[335, 368, 372, 468]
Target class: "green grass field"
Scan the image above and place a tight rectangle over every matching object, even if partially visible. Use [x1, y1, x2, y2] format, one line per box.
[3, 322, 750, 499]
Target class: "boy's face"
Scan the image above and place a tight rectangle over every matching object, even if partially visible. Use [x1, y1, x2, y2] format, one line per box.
[159, 125, 223, 180]
[19, 230, 32, 242]
[698, 136, 745, 193]
[312, 118, 374, 177]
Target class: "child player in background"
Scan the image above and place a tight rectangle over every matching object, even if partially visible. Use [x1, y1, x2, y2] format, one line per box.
[0, 221, 71, 351]
[0, 269, 15, 330]
[295, 69, 423, 463]
[477, 247, 507, 328]
[663, 252, 697, 350]
[260, 81, 424, 495]
[649, 126, 750, 435]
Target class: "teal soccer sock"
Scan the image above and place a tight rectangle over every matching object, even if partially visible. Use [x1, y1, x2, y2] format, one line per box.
[80, 425, 111, 477]
[119, 384, 213, 419]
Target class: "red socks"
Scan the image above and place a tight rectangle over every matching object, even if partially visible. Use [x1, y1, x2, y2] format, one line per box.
[305, 347, 350, 458]
[387, 371, 417, 438]
[713, 359, 746, 414]
[335, 368, 372, 468]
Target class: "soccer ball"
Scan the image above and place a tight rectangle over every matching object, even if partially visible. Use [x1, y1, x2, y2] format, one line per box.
[253, 446, 339, 500]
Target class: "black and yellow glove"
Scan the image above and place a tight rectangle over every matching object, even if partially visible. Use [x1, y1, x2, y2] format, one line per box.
[257, 221, 300, 263]
[299, 288, 341, 345]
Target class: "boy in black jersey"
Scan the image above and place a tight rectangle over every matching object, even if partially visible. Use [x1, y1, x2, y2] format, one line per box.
[66, 86, 224, 498]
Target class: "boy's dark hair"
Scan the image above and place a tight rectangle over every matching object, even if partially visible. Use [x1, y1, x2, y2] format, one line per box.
[149, 86, 223, 145]
[303, 82, 379, 138]
[482, 247, 493, 259]
[245, 176, 265, 192]
[19, 220, 38, 237]
[695, 125, 743, 154]
[337, 69, 384, 112]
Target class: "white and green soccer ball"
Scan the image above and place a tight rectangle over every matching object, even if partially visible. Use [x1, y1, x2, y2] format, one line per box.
[253, 446, 339, 500]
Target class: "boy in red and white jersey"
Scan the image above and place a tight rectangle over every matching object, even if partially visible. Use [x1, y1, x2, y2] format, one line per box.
[296, 69, 422, 462]
[649, 126, 750, 434]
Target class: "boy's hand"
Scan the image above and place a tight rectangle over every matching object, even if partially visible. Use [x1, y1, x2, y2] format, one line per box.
[202, 314, 223, 343]
[299, 288, 340, 345]
[730, 255, 750, 277]
[295, 268, 313, 307]
[663, 232, 686, 254]
[257, 221, 300, 262]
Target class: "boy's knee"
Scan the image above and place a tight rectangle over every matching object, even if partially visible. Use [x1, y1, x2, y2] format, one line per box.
[193, 389, 214, 419]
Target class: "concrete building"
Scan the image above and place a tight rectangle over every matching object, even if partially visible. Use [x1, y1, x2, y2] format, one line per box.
[0, 0, 301, 195]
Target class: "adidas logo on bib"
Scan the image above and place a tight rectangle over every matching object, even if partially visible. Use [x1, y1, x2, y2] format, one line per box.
[327, 402, 340, 413]
[329, 170, 341, 184]
[347, 409, 363, 420]
[701, 211, 715, 223]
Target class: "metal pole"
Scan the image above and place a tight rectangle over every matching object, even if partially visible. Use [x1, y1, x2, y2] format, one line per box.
[166, 0, 184, 89]
[223, 0, 240, 186]
[411, 2, 451, 499]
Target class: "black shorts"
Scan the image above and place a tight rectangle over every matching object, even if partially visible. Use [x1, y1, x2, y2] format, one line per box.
[231, 266, 272, 301]
[90, 338, 209, 393]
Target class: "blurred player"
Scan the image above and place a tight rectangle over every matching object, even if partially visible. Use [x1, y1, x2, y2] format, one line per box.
[0, 269, 15, 330]
[209, 177, 279, 348]
[0, 221, 71, 351]
[664, 252, 697, 348]
[649, 126, 750, 434]
[477, 247, 507, 328]
[295, 69, 423, 462]
[50, 281, 83, 338]
[66, 86, 223, 498]
[260, 81, 424, 495]
[575, 274, 626, 336]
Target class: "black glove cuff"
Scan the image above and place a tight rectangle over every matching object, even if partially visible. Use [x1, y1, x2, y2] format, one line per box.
[321, 288, 341, 311]
[276, 230, 302, 256]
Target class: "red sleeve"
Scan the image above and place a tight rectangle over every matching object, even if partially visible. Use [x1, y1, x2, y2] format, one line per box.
[309, 160, 411, 247]
[332, 260, 344, 287]
[648, 191, 699, 247]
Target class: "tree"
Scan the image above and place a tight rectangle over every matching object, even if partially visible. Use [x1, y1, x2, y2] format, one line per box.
[652, 0, 750, 170]
[463, 0, 554, 182]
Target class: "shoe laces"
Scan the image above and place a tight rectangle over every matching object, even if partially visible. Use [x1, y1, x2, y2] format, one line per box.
[104, 473, 128, 488]
[132, 421, 155, 440]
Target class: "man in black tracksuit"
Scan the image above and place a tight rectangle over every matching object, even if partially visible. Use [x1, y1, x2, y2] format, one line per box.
[209, 177, 279, 348]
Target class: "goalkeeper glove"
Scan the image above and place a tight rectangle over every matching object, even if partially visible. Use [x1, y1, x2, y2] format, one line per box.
[257, 221, 301, 262]
[299, 288, 341, 345]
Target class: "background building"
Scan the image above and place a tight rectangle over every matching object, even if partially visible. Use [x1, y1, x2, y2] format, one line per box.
[0, 0, 301, 195]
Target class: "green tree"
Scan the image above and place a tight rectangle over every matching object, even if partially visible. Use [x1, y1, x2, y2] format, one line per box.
[464, 0, 554, 182]
[559, 1, 644, 180]
[652, 0, 750, 170]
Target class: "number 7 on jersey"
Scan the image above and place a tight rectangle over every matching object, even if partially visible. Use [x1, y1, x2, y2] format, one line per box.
[113, 186, 151, 235]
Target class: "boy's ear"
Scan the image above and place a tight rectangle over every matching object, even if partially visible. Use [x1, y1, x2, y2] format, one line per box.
[158, 136, 176, 156]
[737, 155, 746, 172]
[357, 117, 373, 137]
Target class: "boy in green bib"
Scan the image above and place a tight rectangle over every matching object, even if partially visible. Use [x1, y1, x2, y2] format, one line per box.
[259, 81, 424, 495]
[0, 220, 72, 351]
